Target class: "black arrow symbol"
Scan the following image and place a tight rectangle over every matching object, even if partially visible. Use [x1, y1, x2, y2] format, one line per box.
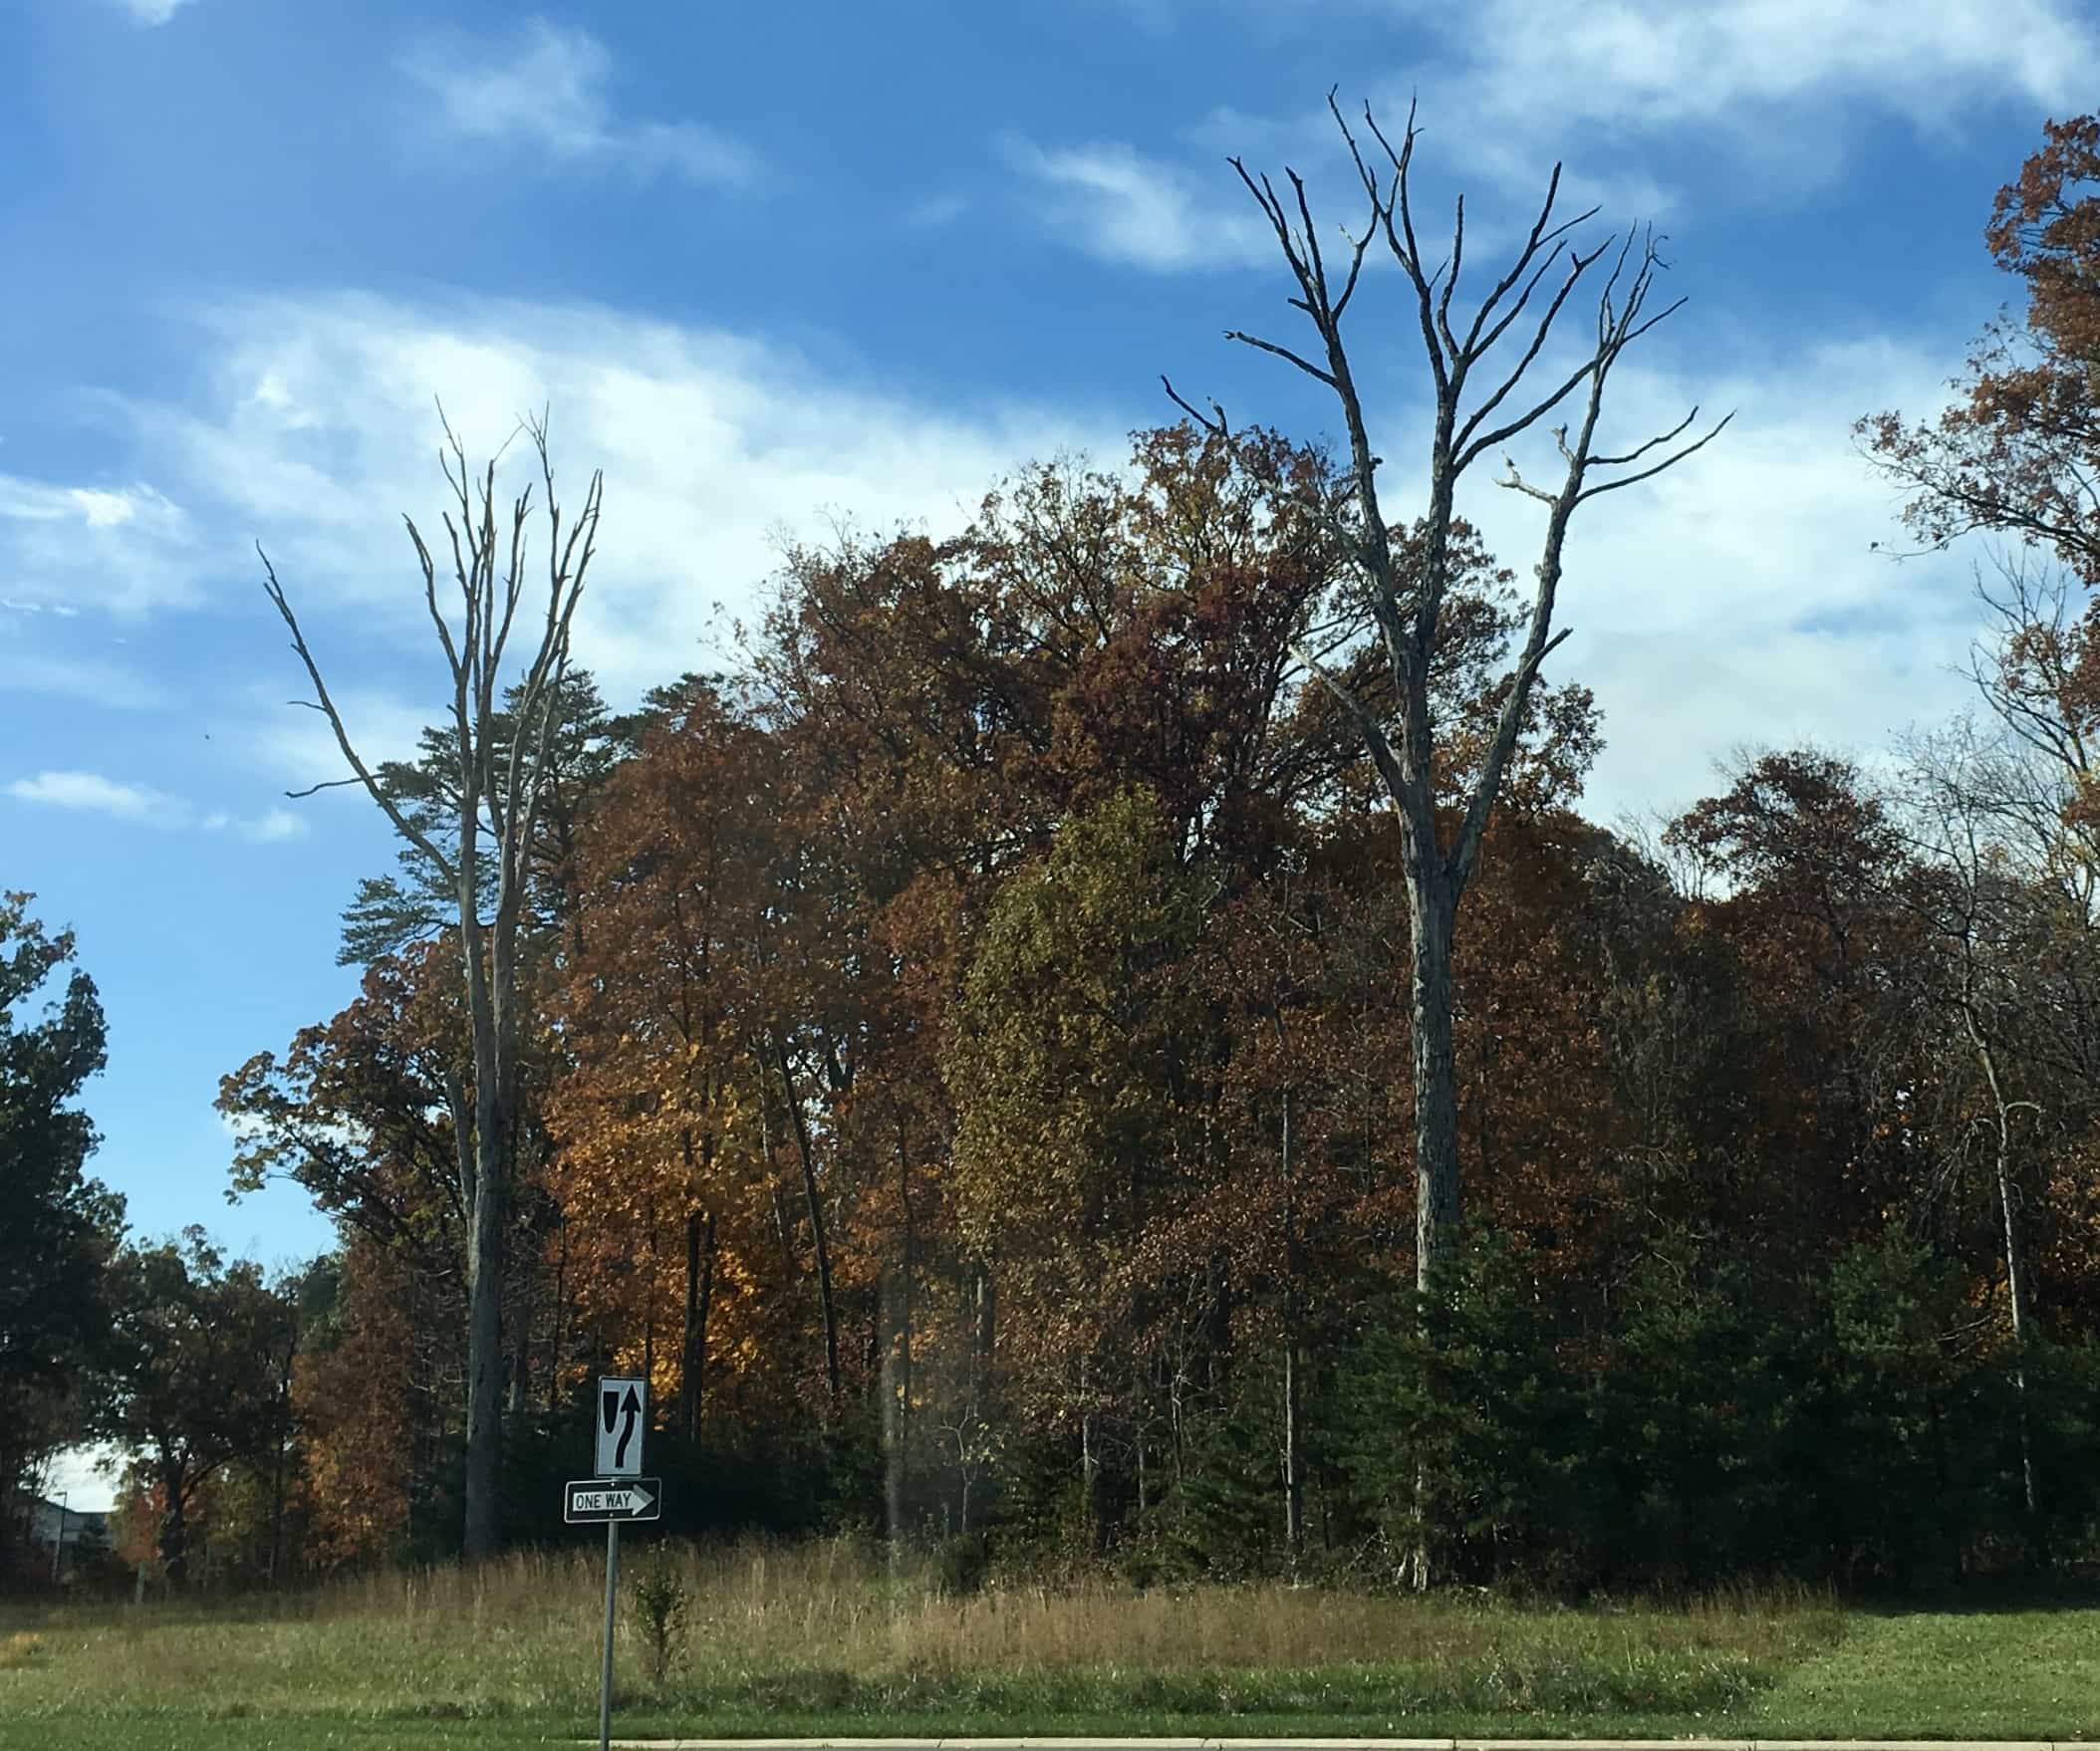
[615, 1385, 641, 1469]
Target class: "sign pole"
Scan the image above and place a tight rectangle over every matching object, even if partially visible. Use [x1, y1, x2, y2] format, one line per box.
[585, 1374, 647, 1751]
[599, 1517, 620, 1751]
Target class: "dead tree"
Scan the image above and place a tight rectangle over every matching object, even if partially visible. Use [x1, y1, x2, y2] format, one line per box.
[1169, 96, 1728, 1296]
[260, 411, 603, 1561]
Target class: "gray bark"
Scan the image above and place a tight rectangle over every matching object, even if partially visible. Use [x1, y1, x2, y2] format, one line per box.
[1171, 100, 1724, 1301]
[261, 414, 602, 1562]
[771, 1035, 842, 1404]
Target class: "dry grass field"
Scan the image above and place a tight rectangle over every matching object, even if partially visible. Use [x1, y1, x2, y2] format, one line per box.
[2, 1536, 2097, 1748]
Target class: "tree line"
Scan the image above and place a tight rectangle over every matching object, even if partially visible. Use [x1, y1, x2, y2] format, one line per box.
[7, 107, 2100, 1597]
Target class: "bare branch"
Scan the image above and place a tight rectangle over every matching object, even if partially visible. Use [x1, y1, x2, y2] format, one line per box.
[1460, 165, 1597, 353]
[1576, 410, 1735, 503]
[281, 774, 369, 800]
[1591, 404, 1702, 468]
[258, 544, 457, 883]
[1223, 328, 1339, 387]
[1161, 375, 1230, 436]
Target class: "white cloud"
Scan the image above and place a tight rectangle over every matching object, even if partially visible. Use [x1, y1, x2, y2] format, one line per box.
[0, 473, 199, 613]
[5, 769, 310, 842]
[105, 290, 1118, 710]
[1368, 0, 2100, 201]
[1003, 137, 1275, 271]
[112, 0, 194, 25]
[242, 806, 309, 844]
[6, 770, 191, 827]
[906, 193, 971, 230]
[0, 650, 169, 709]
[402, 20, 755, 186]
[1397, 0, 2095, 135]
[32, 277, 1983, 831]
[1368, 331, 1982, 820]
[229, 683, 434, 794]
[1148, 0, 2098, 253]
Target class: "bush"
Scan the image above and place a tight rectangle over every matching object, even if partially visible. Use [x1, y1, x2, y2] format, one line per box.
[1590, 1233, 1818, 1589]
[629, 1546, 690, 1684]
[932, 1531, 990, 1596]
[1340, 1229, 1588, 1589]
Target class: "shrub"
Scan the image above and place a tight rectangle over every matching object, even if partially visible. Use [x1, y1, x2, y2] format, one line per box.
[629, 1546, 690, 1684]
[933, 1531, 990, 1596]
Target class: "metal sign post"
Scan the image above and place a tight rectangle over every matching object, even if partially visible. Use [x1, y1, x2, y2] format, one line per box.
[582, 1376, 648, 1751]
[599, 1519, 619, 1751]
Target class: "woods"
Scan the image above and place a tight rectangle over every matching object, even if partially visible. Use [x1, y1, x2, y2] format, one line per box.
[14, 103, 2100, 1605]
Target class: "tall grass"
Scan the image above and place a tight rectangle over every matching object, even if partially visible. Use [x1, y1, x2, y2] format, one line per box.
[0, 1535, 1845, 1727]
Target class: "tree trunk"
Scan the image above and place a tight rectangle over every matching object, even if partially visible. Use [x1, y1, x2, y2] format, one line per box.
[1079, 1357, 1106, 1555]
[547, 1217, 568, 1415]
[891, 1127, 916, 1536]
[268, 1329, 295, 1587]
[1280, 1084, 1305, 1567]
[972, 1263, 995, 1411]
[772, 1035, 841, 1404]
[258, 420, 600, 1576]
[158, 1460, 189, 1588]
[1408, 878, 1461, 1292]
[509, 1270, 532, 1418]
[679, 1207, 716, 1444]
[1970, 1014, 2039, 1518]
[462, 1168, 505, 1559]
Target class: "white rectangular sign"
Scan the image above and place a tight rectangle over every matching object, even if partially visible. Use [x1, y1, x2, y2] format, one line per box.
[596, 1376, 646, 1477]
[565, 1478, 661, 1522]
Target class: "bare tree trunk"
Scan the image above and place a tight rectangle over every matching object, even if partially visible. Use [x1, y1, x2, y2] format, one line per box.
[1409, 887, 1461, 1288]
[1168, 102, 1722, 1589]
[262, 415, 602, 1565]
[772, 1035, 841, 1404]
[1969, 1012, 2039, 1517]
[462, 971, 507, 1561]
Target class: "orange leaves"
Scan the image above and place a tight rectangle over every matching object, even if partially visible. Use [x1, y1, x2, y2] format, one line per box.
[1863, 115, 2100, 585]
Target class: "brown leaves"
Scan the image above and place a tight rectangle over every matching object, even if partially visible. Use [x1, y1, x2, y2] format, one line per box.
[1863, 116, 2100, 585]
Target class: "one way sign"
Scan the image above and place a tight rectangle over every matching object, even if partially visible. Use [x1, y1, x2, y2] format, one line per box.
[565, 1478, 662, 1523]
[595, 1376, 645, 1476]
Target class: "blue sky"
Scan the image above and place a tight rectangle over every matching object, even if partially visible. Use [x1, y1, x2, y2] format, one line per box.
[4, 0, 2089, 1309]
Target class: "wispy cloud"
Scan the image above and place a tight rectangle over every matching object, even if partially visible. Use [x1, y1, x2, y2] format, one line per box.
[103, 290, 1119, 710]
[402, 20, 756, 186]
[1376, 333, 1981, 821]
[1369, 0, 2100, 199]
[7, 770, 189, 827]
[110, 0, 195, 25]
[1396, 0, 2097, 134]
[5, 770, 310, 842]
[1003, 137, 1273, 272]
[0, 650, 169, 709]
[52, 283, 1979, 825]
[0, 473, 199, 614]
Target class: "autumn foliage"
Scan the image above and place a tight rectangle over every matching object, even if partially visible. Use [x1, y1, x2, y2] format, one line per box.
[180, 115, 2100, 1591]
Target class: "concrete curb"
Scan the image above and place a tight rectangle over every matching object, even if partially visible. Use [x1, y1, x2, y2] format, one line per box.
[602, 1740, 2078, 1750]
